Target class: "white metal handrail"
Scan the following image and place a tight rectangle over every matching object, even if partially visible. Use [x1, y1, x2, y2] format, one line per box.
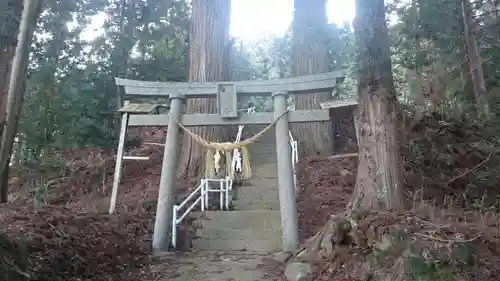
[172, 177, 232, 248]
[203, 178, 232, 211]
[289, 130, 298, 163]
[287, 103, 299, 188]
[289, 130, 298, 188]
[172, 179, 206, 248]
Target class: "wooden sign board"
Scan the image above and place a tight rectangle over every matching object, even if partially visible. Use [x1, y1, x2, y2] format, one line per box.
[118, 102, 160, 114]
[217, 83, 238, 118]
[319, 99, 358, 119]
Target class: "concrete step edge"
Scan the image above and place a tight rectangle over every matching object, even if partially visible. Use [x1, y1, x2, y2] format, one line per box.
[196, 228, 282, 239]
[232, 206, 280, 211]
[192, 239, 282, 252]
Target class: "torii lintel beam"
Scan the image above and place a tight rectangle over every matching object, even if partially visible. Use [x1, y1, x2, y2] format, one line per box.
[128, 109, 331, 127]
[115, 70, 345, 98]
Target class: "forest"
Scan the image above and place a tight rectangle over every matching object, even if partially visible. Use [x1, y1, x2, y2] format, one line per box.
[1, 0, 500, 280]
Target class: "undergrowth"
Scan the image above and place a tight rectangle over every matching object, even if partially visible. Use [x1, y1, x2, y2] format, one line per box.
[0, 232, 31, 281]
[405, 256, 456, 281]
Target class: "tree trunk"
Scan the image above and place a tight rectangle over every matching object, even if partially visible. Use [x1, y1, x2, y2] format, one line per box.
[0, 46, 16, 118]
[0, 0, 23, 203]
[412, 0, 426, 116]
[291, 0, 333, 156]
[0, 47, 16, 145]
[407, 0, 428, 130]
[177, 0, 231, 178]
[348, 0, 404, 211]
[462, 0, 491, 120]
[460, 37, 475, 118]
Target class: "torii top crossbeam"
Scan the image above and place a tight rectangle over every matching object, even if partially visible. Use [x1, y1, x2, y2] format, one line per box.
[115, 70, 344, 98]
[115, 71, 347, 127]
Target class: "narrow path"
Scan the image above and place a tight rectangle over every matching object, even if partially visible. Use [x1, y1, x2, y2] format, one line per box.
[152, 127, 282, 281]
[154, 251, 278, 281]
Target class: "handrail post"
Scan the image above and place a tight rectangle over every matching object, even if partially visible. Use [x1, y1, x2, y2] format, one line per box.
[228, 178, 233, 208]
[225, 177, 229, 210]
[171, 205, 178, 249]
[204, 179, 209, 208]
[200, 179, 205, 212]
[273, 91, 299, 251]
[293, 141, 299, 163]
[219, 179, 224, 210]
[152, 95, 183, 253]
[292, 141, 298, 189]
[109, 112, 129, 214]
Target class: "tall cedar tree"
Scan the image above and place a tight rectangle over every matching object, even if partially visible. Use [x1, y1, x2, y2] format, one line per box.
[177, 0, 232, 177]
[291, 0, 333, 156]
[0, 0, 23, 202]
[349, 0, 404, 210]
[461, 0, 490, 119]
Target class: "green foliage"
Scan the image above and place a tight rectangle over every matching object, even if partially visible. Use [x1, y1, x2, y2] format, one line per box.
[405, 255, 455, 281]
[0, 0, 23, 47]
[232, 24, 357, 111]
[390, 0, 500, 119]
[14, 0, 192, 166]
[7, 0, 352, 168]
[3, 0, 500, 168]
[29, 178, 49, 209]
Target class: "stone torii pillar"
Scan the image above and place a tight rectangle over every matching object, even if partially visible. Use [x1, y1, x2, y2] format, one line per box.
[273, 92, 299, 250]
[152, 96, 183, 252]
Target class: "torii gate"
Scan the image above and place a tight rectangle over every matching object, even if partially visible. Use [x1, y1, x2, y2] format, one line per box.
[112, 71, 348, 254]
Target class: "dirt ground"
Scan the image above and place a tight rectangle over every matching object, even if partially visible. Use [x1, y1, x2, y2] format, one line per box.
[152, 251, 279, 281]
[0, 126, 278, 281]
[291, 113, 500, 281]
[2, 114, 500, 281]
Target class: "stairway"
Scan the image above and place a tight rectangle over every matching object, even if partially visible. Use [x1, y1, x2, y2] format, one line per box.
[191, 126, 283, 252]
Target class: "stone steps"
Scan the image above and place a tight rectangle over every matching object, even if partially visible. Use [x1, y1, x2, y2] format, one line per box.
[235, 193, 279, 205]
[196, 227, 281, 240]
[234, 191, 279, 210]
[192, 237, 282, 252]
[251, 164, 279, 179]
[194, 210, 281, 230]
[192, 210, 282, 251]
[237, 184, 278, 199]
[249, 155, 277, 166]
[189, 131, 282, 252]
[247, 129, 276, 165]
[233, 201, 280, 211]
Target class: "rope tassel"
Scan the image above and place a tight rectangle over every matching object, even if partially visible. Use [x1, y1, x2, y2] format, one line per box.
[204, 149, 216, 179]
[240, 146, 252, 180]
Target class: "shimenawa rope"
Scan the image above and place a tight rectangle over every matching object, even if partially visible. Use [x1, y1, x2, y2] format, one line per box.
[176, 110, 289, 180]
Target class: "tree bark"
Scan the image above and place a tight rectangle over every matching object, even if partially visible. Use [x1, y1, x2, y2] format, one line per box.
[291, 0, 333, 156]
[177, 0, 231, 178]
[412, 0, 426, 116]
[348, 0, 404, 211]
[462, 0, 491, 120]
[459, 33, 475, 118]
[0, 0, 23, 203]
[0, 47, 16, 147]
[0, 47, 16, 119]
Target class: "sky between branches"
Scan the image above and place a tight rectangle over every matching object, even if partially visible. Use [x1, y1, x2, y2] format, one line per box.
[231, 0, 355, 40]
[81, 0, 356, 42]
